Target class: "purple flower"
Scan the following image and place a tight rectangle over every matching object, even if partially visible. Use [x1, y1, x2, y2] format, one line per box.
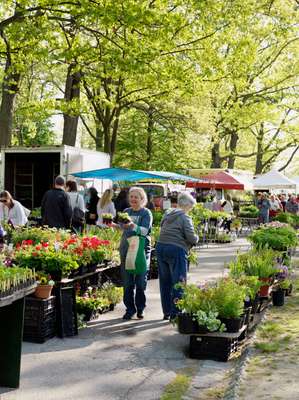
[4, 258, 13, 267]
[276, 265, 288, 279]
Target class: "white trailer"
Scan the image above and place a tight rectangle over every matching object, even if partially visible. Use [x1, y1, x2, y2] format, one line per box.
[0, 145, 110, 209]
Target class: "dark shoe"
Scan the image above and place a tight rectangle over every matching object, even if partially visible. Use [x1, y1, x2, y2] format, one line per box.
[137, 311, 144, 319]
[123, 312, 133, 320]
[163, 315, 170, 320]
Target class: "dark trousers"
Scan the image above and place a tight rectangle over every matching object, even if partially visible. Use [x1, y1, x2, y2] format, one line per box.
[156, 242, 188, 318]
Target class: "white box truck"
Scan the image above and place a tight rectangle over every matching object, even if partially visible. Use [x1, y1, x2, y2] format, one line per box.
[0, 145, 110, 209]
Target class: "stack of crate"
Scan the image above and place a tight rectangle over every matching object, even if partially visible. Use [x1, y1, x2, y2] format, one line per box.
[23, 296, 56, 343]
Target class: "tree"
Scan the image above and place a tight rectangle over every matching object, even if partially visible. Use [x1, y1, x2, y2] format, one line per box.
[206, 0, 299, 170]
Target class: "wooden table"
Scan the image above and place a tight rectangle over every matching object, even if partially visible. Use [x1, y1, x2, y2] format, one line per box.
[0, 284, 36, 388]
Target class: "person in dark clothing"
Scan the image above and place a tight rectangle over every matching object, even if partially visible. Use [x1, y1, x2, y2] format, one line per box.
[157, 192, 198, 320]
[114, 189, 129, 213]
[146, 194, 155, 211]
[41, 176, 72, 229]
[85, 187, 99, 225]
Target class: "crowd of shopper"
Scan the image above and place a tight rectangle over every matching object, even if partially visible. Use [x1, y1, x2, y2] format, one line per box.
[4, 175, 299, 323]
[255, 192, 299, 223]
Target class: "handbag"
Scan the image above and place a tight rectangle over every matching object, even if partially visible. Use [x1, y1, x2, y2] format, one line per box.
[125, 226, 147, 275]
[72, 194, 85, 225]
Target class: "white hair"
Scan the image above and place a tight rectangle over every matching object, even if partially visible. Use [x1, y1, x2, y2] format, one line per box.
[129, 186, 148, 207]
[178, 191, 196, 209]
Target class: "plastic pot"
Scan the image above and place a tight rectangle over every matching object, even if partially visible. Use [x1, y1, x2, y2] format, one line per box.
[259, 277, 272, 297]
[272, 289, 285, 306]
[220, 316, 244, 333]
[177, 313, 198, 334]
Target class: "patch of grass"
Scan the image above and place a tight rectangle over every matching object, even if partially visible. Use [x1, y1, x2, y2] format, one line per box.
[160, 374, 192, 400]
[202, 385, 226, 399]
[255, 341, 280, 353]
[258, 321, 284, 339]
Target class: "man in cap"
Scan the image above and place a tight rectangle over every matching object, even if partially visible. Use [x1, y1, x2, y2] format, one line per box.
[41, 175, 72, 229]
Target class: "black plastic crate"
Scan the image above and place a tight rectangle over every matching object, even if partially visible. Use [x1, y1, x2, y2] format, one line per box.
[24, 296, 55, 314]
[55, 286, 78, 338]
[189, 335, 239, 362]
[23, 296, 56, 343]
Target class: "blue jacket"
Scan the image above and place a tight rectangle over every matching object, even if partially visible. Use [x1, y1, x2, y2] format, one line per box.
[119, 207, 153, 256]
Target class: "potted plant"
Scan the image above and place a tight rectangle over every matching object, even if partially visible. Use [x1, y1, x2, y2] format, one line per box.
[176, 283, 226, 334]
[249, 223, 298, 252]
[175, 283, 202, 334]
[14, 241, 79, 281]
[102, 213, 114, 225]
[213, 278, 247, 332]
[238, 248, 277, 297]
[76, 285, 118, 321]
[99, 282, 123, 309]
[116, 212, 131, 224]
[272, 279, 290, 306]
[34, 274, 55, 299]
[239, 205, 259, 218]
[237, 276, 261, 315]
[193, 309, 226, 333]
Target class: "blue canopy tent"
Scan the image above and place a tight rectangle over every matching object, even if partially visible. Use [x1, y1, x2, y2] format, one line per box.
[72, 167, 200, 182]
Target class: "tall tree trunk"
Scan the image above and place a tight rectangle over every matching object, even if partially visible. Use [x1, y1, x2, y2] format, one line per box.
[227, 131, 238, 169]
[146, 106, 154, 164]
[62, 63, 80, 146]
[255, 124, 264, 174]
[211, 141, 222, 168]
[110, 107, 121, 166]
[95, 124, 103, 150]
[0, 57, 20, 146]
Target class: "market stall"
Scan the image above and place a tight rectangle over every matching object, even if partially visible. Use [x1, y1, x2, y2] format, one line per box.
[253, 170, 297, 192]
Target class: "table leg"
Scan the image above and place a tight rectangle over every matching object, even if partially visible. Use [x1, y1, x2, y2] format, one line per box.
[0, 298, 25, 388]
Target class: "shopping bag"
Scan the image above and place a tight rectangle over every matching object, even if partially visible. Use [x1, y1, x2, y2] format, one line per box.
[125, 227, 147, 275]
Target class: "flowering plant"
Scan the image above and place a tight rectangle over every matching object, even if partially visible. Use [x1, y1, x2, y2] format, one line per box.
[12, 226, 71, 246]
[14, 242, 78, 279]
[275, 265, 289, 280]
[76, 284, 122, 317]
[36, 272, 55, 286]
[62, 236, 109, 266]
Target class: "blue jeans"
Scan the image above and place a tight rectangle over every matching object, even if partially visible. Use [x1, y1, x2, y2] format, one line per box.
[260, 211, 269, 224]
[156, 243, 188, 318]
[120, 251, 150, 316]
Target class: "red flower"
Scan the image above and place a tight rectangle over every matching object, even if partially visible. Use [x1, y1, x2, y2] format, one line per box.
[32, 252, 38, 257]
[22, 239, 33, 246]
[42, 242, 49, 248]
[35, 245, 42, 251]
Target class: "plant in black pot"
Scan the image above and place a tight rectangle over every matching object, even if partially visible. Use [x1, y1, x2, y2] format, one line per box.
[239, 248, 278, 297]
[116, 212, 131, 224]
[194, 309, 226, 333]
[272, 279, 290, 306]
[102, 213, 114, 225]
[236, 276, 262, 315]
[214, 278, 247, 333]
[175, 283, 202, 334]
